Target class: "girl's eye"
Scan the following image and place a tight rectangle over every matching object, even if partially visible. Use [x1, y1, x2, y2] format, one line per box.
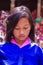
[15, 27, 29, 30]
[24, 27, 28, 29]
[15, 28, 20, 30]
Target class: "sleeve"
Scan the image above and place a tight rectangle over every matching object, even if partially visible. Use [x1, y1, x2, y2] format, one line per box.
[0, 49, 7, 65]
[37, 46, 43, 65]
[0, 49, 7, 60]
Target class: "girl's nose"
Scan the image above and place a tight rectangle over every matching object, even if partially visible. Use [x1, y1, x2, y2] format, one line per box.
[20, 29, 24, 34]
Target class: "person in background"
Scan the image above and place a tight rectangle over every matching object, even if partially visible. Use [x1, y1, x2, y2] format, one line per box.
[0, 5, 43, 65]
[0, 23, 6, 46]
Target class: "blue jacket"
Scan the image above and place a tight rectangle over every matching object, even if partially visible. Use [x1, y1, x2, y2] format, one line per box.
[0, 42, 43, 65]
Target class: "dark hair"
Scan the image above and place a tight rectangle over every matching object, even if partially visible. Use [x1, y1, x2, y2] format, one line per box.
[6, 5, 35, 42]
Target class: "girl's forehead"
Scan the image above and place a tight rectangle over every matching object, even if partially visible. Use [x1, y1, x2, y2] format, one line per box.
[17, 17, 30, 25]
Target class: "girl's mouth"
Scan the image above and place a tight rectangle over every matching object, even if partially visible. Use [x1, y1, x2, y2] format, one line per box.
[19, 35, 25, 38]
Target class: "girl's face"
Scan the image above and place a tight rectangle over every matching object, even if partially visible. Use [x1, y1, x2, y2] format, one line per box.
[13, 17, 31, 42]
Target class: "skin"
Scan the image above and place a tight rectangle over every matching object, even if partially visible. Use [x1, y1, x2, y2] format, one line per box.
[13, 17, 31, 46]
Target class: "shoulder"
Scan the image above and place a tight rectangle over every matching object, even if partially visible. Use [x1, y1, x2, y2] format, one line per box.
[0, 42, 18, 48]
[30, 42, 38, 47]
[0, 42, 11, 49]
[30, 42, 41, 49]
[30, 42, 42, 54]
[0, 42, 19, 53]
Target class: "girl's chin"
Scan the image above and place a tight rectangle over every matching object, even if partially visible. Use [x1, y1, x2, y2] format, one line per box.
[19, 38, 26, 41]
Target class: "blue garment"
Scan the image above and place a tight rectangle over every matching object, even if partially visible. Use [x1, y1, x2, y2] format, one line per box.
[0, 42, 43, 65]
[42, 48, 43, 51]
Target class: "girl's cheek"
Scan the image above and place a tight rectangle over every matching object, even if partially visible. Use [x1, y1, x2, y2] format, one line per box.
[13, 30, 19, 36]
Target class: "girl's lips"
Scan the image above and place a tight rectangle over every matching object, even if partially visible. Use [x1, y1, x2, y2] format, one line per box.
[19, 35, 25, 38]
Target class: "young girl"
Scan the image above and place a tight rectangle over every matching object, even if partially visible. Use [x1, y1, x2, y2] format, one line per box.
[0, 6, 43, 65]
